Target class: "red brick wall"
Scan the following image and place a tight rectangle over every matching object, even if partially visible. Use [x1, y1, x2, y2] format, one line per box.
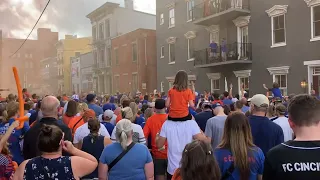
[111, 29, 157, 94]
[0, 28, 58, 95]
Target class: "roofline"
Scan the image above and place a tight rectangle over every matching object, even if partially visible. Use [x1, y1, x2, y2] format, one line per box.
[86, 2, 120, 19]
[133, 9, 156, 16]
[111, 28, 156, 40]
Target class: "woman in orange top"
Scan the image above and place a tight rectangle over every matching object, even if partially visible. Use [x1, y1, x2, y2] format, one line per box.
[172, 140, 221, 180]
[63, 100, 78, 125]
[68, 103, 88, 138]
[165, 70, 195, 121]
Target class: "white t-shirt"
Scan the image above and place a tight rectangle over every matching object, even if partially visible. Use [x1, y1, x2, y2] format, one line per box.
[110, 123, 146, 145]
[73, 122, 110, 144]
[159, 120, 201, 175]
[273, 116, 293, 142]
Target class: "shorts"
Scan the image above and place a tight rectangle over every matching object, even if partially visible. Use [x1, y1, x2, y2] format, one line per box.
[154, 158, 168, 176]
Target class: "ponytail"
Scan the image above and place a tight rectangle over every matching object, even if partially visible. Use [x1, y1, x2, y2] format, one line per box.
[119, 131, 128, 150]
[115, 119, 133, 150]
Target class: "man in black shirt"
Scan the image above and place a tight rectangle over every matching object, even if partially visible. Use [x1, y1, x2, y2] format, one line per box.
[263, 94, 320, 180]
[23, 96, 72, 159]
[195, 101, 214, 132]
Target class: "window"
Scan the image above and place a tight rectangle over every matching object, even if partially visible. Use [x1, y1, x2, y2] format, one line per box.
[92, 26, 96, 41]
[99, 23, 104, 40]
[132, 43, 138, 62]
[160, 82, 164, 92]
[160, 13, 164, 25]
[76, 67, 79, 77]
[211, 79, 220, 92]
[105, 19, 110, 38]
[132, 74, 138, 91]
[77, 84, 80, 93]
[272, 15, 286, 45]
[187, 0, 194, 21]
[107, 48, 111, 66]
[169, 44, 175, 63]
[115, 48, 119, 65]
[169, 81, 173, 89]
[100, 49, 105, 66]
[160, 46, 164, 58]
[169, 8, 175, 27]
[312, 5, 320, 39]
[187, 39, 194, 60]
[114, 76, 120, 92]
[274, 74, 287, 96]
[240, 77, 249, 91]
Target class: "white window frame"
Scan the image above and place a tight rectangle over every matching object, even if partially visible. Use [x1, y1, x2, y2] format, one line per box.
[187, 39, 194, 61]
[168, 81, 174, 89]
[160, 13, 164, 25]
[311, 4, 320, 41]
[160, 46, 164, 58]
[233, 70, 251, 95]
[168, 44, 175, 64]
[207, 73, 221, 92]
[160, 82, 164, 92]
[187, 0, 194, 22]
[273, 74, 288, 96]
[266, 5, 288, 48]
[132, 42, 138, 62]
[267, 66, 289, 96]
[211, 79, 220, 92]
[169, 8, 175, 28]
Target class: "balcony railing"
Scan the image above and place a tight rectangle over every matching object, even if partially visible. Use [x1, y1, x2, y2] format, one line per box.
[194, 42, 252, 67]
[193, 0, 250, 25]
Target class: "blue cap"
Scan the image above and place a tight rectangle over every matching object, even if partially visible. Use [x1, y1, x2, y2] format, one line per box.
[211, 103, 221, 109]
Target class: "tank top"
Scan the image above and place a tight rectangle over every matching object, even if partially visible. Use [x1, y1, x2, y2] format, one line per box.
[81, 135, 104, 179]
[23, 156, 75, 180]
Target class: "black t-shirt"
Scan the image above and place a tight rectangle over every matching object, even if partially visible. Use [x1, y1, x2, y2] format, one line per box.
[263, 140, 320, 180]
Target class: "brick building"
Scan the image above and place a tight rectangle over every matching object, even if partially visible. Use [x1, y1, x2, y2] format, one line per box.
[0, 28, 58, 95]
[111, 29, 157, 94]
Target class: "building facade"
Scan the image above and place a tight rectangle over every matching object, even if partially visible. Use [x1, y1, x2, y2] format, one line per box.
[40, 57, 59, 95]
[111, 29, 157, 94]
[157, 0, 320, 96]
[0, 28, 58, 95]
[86, 0, 156, 94]
[71, 52, 94, 94]
[55, 35, 92, 94]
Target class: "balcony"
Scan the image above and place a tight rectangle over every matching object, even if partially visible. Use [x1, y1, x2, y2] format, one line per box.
[194, 43, 252, 68]
[193, 0, 250, 26]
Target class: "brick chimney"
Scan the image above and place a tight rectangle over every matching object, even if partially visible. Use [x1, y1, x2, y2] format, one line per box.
[124, 0, 134, 10]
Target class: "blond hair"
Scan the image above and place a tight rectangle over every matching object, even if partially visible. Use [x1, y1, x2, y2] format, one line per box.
[3, 102, 19, 122]
[116, 119, 133, 150]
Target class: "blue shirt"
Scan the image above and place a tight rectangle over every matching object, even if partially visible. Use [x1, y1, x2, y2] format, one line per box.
[195, 111, 214, 132]
[249, 115, 284, 155]
[189, 107, 197, 117]
[135, 116, 145, 129]
[270, 88, 282, 98]
[210, 42, 217, 49]
[101, 122, 115, 136]
[102, 103, 116, 112]
[88, 103, 103, 117]
[0, 119, 30, 164]
[214, 147, 265, 180]
[141, 100, 148, 105]
[223, 98, 233, 106]
[99, 143, 152, 180]
[241, 106, 250, 113]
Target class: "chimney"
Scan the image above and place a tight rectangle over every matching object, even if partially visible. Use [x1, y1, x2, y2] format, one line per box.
[124, 0, 134, 10]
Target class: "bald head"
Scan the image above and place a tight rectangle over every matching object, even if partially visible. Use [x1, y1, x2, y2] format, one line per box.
[41, 96, 59, 117]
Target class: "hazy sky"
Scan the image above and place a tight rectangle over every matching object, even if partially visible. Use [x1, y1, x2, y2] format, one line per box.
[0, 0, 156, 39]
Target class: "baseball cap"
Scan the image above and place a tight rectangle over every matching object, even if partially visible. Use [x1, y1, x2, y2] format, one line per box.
[149, 102, 155, 108]
[86, 94, 96, 102]
[202, 101, 212, 109]
[211, 103, 222, 109]
[104, 110, 114, 119]
[83, 109, 96, 119]
[250, 94, 269, 107]
[155, 99, 166, 110]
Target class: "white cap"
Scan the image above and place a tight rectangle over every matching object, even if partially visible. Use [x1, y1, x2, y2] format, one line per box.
[250, 94, 269, 107]
[104, 110, 114, 119]
[149, 102, 155, 108]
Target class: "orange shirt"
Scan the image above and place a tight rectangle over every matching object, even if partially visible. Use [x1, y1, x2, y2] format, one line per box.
[62, 114, 75, 126]
[172, 169, 182, 180]
[168, 88, 193, 118]
[67, 116, 84, 138]
[143, 114, 168, 159]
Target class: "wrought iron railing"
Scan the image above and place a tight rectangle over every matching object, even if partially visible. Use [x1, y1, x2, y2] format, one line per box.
[193, 0, 250, 21]
[194, 42, 252, 66]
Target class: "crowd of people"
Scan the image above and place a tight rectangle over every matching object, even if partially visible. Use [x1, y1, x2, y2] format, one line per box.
[0, 70, 319, 180]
